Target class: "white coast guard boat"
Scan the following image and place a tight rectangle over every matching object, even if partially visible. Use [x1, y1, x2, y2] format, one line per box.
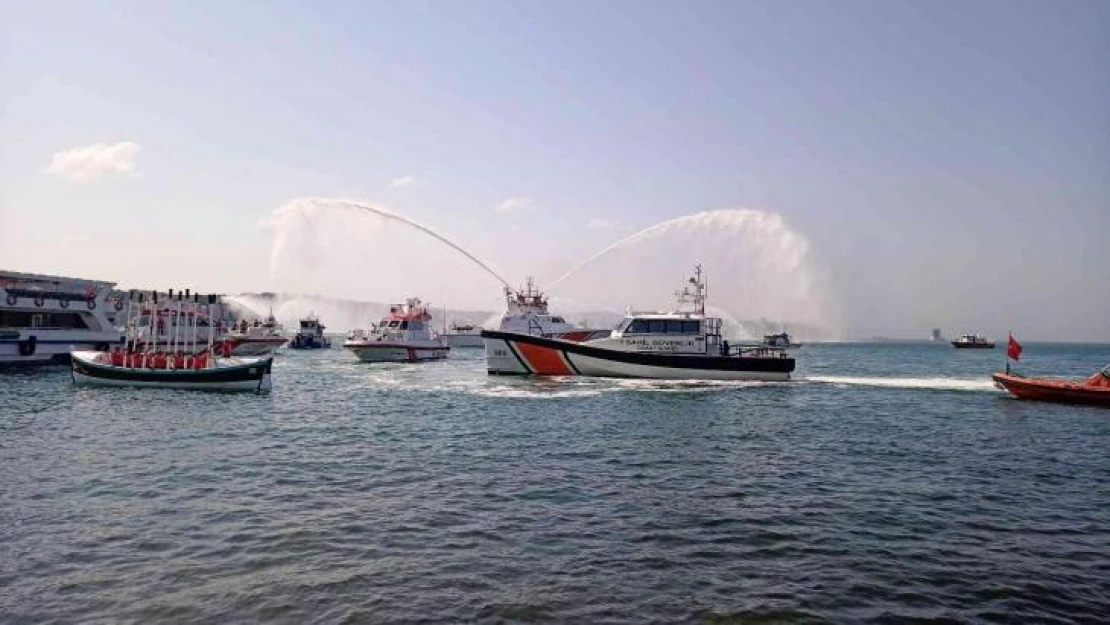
[0, 271, 124, 365]
[481, 266, 795, 380]
[343, 297, 449, 362]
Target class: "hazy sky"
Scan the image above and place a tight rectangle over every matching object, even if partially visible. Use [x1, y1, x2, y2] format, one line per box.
[2, 1, 1107, 340]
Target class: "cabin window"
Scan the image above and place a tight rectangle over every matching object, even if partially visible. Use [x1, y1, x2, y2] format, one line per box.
[626, 319, 649, 334]
[387, 320, 400, 328]
[682, 320, 700, 334]
[551, 316, 565, 324]
[400, 320, 409, 329]
[0, 311, 90, 329]
[648, 319, 667, 334]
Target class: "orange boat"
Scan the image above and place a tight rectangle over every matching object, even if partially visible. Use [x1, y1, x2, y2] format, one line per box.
[992, 366, 1110, 406]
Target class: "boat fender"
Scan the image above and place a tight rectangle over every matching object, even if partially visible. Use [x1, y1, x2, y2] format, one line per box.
[59, 298, 70, 309]
[87, 299, 97, 311]
[114, 300, 124, 311]
[34, 295, 44, 308]
[18, 336, 37, 357]
[5, 294, 15, 306]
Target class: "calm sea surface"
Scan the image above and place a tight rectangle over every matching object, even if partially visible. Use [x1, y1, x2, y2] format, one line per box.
[2, 343, 1108, 624]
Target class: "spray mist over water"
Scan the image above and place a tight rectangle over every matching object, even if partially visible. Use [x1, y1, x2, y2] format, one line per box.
[549, 209, 841, 340]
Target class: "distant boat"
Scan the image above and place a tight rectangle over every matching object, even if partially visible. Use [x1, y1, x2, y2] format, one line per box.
[441, 320, 484, 349]
[951, 333, 995, 349]
[289, 313, 330, 349]
[930, 328, 944, 342]
[993, 366, 1110, 407]
[762, 331, 802, 349]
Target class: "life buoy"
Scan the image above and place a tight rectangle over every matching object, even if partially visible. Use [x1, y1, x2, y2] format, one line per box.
[34, 296, 44, 308]
[59, 299, 70, 309]
[87, 300, 97, 311]
[5, 294, 15, 306]
[114, 301, 124, 311]
[18, 336, 37, 357]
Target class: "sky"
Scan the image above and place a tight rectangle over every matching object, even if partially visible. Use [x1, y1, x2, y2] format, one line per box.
[1, 0, 1107, 340]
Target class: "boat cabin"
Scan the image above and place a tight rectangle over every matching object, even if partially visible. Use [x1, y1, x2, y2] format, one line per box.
[370, 298, 437, 341]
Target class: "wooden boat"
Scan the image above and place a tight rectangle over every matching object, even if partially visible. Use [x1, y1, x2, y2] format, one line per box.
[992, 367, 1110, 406]
[71, 350, 272, 391]
[71, 290, 273, 392]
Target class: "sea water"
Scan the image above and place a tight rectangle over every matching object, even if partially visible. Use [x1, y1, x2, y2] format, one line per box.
[2, 343, 1108, 623]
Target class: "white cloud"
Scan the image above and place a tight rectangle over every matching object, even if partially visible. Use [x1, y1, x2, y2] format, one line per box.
[495, 196, 535, 212]
[586, 218, 619, 230]
[388, 175, 417, 189]
[46, 141, 140, 182]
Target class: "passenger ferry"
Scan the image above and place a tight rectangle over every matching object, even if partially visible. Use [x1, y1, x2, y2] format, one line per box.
[0, 271, 124, 365]
[343, 297, 449, 362]
[951, 333, 995, 349]
[481, 266, 795, 380]
[289, 313, 331, 349]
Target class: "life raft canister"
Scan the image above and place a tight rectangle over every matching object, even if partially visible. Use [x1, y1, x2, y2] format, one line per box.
[5, 294, 15, 306]
[33, 295, 44, 308]
[87, 299, 97, 311]
[114, 300, 124, 311]
[59, 298, 70, 309]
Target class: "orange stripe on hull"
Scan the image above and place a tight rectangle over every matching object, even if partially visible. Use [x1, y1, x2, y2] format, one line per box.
[514, 341, 573, 375]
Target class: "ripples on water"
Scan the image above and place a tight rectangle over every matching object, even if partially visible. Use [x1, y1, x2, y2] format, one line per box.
[1, 344, 1109, 623]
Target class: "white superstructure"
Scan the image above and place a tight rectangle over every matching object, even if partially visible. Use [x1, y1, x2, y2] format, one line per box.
[0, 271, 124, 365]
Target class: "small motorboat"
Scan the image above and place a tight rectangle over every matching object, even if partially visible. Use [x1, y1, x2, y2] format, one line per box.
[289, 313, 331, 349]
[952, 333, 995, 349]
[992, 366, 1110, 407]
[481, 265, 795, 380]
[344, 297, 449, 363]
[763, 331, 802, 349]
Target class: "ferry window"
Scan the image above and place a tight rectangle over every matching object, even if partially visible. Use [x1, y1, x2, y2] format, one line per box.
[626, 319, 649, 334]
[682, 320, 700, 334]
[551, 317, 565, 324]
[400, 320, 409, 329]
[388, 320, 400, 328]
[648, 320, 667, 334]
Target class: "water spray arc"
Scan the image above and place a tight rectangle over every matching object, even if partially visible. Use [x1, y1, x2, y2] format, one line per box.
[271, 197, 512, 290]
[549, 214, 702, 290]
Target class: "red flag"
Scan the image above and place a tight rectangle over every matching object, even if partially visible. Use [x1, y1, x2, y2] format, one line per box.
[1007, 333, 1022, 361]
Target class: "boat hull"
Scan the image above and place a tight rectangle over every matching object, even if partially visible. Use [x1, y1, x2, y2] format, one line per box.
[289, 335, 331, 349]
[70, 351, 272, 391]
[227, 337, 288, 356]
[482, 330, 794, 380]
[0, 331, 124, 366]
[344, 342, 449, 363]
[952, 342, 995, 349]
[442, 334, 485, 349]
[992, 373, 1110, 407]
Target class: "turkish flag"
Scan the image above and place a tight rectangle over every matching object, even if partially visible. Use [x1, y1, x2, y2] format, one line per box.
[1007, 333, 1022, 361]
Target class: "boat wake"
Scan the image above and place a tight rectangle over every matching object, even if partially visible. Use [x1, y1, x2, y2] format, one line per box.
[805, 375, 999, 392]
